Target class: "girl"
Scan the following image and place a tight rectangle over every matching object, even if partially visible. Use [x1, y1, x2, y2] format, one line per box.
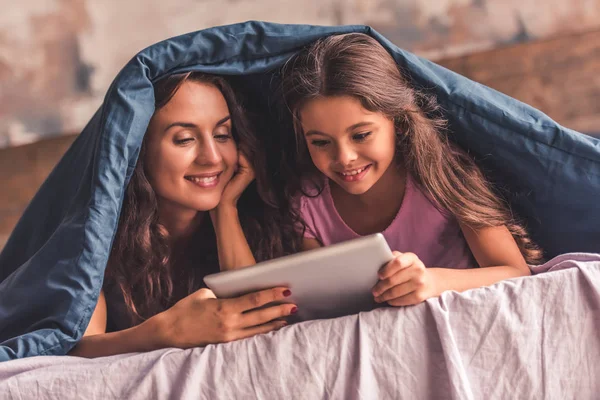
[280, 33, 542, 307]
[71, 72, 299, 357]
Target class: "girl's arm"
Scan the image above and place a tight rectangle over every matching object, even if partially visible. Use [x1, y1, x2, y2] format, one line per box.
[372, 224, 531, 306]
[432, 223, 530, 292]
[302, 237, 323, 251]
[211, 152, 256, 271]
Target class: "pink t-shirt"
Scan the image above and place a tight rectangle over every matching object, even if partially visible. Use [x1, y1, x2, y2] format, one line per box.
[299, 174, 476, 269]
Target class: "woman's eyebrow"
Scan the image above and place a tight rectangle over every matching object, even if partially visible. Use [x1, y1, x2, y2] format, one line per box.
[164, 115, 231, 132]
[215, 115, 231, 126]
[164, 122, 198, 132]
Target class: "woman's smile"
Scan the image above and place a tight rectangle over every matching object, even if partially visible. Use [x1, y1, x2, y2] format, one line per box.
[184, 172, 222, 188]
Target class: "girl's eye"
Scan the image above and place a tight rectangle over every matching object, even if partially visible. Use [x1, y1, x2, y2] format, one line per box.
[310, 139, 330, 148]
[352, 132, 371, 142]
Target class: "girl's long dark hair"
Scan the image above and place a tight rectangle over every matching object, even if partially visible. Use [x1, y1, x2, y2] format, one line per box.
[280, 33, 543, 264]
[106, 72, 300, 323]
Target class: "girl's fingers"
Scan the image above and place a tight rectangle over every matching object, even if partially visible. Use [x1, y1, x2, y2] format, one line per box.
[373, 261, 419, 297]
[375, 280, 418, 303]
[386, 292, 427, 307]
[240, 303, 297, 328]
[377, 252, 418, 280]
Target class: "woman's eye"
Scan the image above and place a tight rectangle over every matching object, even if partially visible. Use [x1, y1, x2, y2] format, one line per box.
[174, 137, 194, 145]
[352, 132, 371, 142]
[310, 140, 330, 148]
[214, 133, 232, 143]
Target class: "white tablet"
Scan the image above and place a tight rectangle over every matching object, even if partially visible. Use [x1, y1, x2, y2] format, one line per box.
[203, 233, 394, 321]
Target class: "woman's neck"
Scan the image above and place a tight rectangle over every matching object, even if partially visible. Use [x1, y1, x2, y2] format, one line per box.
[158, 207, 205, 245]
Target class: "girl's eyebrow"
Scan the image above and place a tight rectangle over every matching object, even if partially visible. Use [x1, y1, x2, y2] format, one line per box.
[305, 121, 374, 137]
[345, 121, 374, 132]
[164, 115, 231, 132]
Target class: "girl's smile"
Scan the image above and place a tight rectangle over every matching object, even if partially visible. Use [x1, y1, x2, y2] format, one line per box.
[336, 164, 372, 182]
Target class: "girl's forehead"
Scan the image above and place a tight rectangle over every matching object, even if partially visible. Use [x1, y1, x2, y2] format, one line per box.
[301, 96, 372, 116]
[299, 96, 391, 136]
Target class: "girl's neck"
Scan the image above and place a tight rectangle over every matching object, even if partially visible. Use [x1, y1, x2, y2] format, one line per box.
[329, 162, 407, 235]
[330, 162, 406, 209]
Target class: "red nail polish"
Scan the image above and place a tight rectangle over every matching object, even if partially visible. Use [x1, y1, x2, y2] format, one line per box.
[283, 289, 292, 297]
[290, 306, 298, 314]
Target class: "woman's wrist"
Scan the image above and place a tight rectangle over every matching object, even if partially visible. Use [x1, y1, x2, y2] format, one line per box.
[214, 203, 238, 216]
[142, 311, 175, 350]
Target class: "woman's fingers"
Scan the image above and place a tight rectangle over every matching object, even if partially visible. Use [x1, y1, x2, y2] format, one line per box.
[238, 320, 288, 341]
[241, 302, 297, 328]
[232, 287, 291, 313]
[195, 288, 217, 300]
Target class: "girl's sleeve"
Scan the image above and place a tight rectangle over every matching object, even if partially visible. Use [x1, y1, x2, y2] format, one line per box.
[298, 196, 318, 239]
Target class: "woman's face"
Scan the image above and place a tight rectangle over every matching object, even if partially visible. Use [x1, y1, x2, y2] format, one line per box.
[144, 80, 238, 219]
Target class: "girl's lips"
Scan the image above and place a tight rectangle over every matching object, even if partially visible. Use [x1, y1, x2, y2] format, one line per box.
[336, 164, 372, 182]
[185, 172, 221, 188]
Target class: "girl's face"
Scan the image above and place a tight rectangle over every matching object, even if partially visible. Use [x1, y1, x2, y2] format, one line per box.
[144, 80, 238, 218]
[299, 95, 397, 195]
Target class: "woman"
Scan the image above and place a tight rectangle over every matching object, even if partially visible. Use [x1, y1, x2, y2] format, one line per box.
[70, 72, 300, 357]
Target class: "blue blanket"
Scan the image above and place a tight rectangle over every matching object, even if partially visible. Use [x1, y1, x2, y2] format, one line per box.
[1, 21, 598, 361]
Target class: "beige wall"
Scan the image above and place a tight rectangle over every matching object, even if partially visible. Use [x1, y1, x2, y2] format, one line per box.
[1, 0, 599, 147]
[1, 1, 600, 251]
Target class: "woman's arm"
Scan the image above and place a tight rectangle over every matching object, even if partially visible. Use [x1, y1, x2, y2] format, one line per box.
[82, 290, 107, 336]
[211, 205, 256, 270]
[69, 287, 295, 358]
[211, 151, 256, 270]
[69, 289, 165, 357]
[372, 224, 531, 306]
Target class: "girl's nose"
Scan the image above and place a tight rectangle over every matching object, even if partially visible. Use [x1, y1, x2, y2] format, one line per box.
[335, 144, 358, 166]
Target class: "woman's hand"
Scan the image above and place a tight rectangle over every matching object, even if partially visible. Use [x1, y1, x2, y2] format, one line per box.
[372, 251, 441, 307]
[157, 287, 296, 348]
[218, 151, 255, 209]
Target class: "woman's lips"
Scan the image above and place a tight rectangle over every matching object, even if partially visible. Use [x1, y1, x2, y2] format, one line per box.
[184, 172, 221, 188]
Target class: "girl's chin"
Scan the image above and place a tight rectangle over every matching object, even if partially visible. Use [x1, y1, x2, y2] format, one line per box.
[332, 178, 375, 195]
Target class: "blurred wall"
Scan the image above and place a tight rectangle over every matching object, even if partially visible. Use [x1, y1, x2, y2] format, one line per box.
[1, 0, 600, 250]
[2, 0, 599, 147]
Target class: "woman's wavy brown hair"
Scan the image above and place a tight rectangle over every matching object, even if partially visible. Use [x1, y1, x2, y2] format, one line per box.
[106, 72, 300, 324]
[280, 33, 543, 264]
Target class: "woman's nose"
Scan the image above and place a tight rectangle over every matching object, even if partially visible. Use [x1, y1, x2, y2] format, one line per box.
[195, 139, 222, 165]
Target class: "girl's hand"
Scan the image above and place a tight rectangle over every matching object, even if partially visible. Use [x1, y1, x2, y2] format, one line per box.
[157, 287, 296, 348]
[218, 151, 255, 208]
[372, 251, 441, 306]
